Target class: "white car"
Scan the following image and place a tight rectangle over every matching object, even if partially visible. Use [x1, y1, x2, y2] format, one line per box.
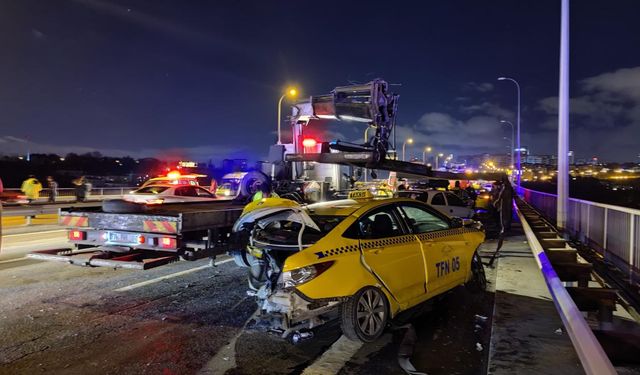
[124, 184, 217, 204]
[397, 190, 475, 218]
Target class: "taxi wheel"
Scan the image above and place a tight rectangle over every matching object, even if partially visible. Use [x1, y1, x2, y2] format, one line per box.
[468, 251, 487, 292]
[341, 286, 389, 342]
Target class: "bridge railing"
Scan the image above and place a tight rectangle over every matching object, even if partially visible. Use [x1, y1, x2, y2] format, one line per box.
[3, 187, 137, 201]
[521, 187, 639, 281]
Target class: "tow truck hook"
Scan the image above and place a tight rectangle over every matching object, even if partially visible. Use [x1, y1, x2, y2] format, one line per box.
[289, 330, 314, 344]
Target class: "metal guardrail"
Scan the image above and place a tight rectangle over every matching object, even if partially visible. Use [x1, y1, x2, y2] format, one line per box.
[3, 187, 136, 199]
[516, 202, 617, 375]
[522, 188, 639, 282]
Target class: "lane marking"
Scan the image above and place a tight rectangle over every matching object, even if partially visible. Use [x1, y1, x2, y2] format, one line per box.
[301, 335, 363, 375]
[3, 229, 66, 238]
[0, 256, 28, 264]
[115, 258, 234, 292]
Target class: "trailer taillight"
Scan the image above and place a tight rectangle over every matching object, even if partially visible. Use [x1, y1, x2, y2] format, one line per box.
[69, 230, 86, 241]
[160, 237, 177, 249]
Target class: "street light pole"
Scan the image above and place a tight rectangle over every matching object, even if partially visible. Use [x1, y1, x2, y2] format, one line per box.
[498, 77, 521, 190]
[501, 120, 515, 174]
[422, 146, 432, 165]
[402, 138, 413, 161]
[557, 0, 570, 229]
[435, 153, 444, 170]
[277, 88, 298, 145]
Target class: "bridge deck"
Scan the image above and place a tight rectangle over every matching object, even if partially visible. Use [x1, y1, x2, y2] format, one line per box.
[486, 224, 584, 374]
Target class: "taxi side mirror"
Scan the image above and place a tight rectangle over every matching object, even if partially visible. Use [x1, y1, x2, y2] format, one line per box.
[451, 217, 463, 228]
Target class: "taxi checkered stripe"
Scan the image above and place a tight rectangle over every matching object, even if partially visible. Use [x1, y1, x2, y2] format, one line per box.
[360, 234, 416, 249]
[314, 228, 479, 259]
[416, 228, 470, 241]
[315, 244, 360, 259]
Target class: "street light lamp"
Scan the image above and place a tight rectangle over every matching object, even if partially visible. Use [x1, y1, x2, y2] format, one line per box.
[500, 120, 515, 178]
[498, 76, 521, 188]
[435, 153, 444, 170]
[422, 146, 432, 165]
[402, 138, 413, 161]
[277, 87, 299, 145]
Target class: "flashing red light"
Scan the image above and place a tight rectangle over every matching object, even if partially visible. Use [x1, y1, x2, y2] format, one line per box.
[160, 237, 177, 249]
[138, 235, 146, 244]
[302, 138, 317, 148]
[69, 230, 86, 241]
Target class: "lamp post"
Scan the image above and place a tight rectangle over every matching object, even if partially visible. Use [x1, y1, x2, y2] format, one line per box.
[498, 76, 521, 189]
[402, 138, 413, 161]
[435, 153, 444, 170]
[501, 120, 515, 175]
[277, 87, 298, 145]
[422, 146, 432, 165]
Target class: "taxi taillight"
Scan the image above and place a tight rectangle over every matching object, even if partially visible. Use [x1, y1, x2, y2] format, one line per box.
[69, 230, 86, 241]
[160, 237, 177, 249]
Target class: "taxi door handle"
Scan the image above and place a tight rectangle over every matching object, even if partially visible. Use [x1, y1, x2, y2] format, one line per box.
[366, 247, 383, 254]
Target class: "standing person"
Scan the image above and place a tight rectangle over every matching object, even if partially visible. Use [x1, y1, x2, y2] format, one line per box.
[21, 175, 42, 203]
[46, 176, 58, 203]
[73, 176, 86, 202]
[209, 178, 218, 195]
[83, 178, 92, 200]
[493, 176, 513, 234]
[252, 182, 278, 202]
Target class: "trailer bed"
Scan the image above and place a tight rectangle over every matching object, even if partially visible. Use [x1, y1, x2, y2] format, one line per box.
[61, 200, 244, 234]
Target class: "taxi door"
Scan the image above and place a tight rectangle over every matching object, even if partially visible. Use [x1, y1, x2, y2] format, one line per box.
[356, 205, 426, 307]
[397, 203, 462, 296]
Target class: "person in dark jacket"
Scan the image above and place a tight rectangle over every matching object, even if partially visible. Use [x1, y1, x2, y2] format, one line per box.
[46, 176, 58, 203]
[493, 176, 513, 233]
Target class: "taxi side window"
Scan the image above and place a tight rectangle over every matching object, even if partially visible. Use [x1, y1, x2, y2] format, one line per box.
[345, 207, 403, 239]
[177, 186, 198, 197]
[195, 187, 214, 197]
[431, 192, 446, 206]
[398, 205, 449, 233]
[445, 192, 466, 207]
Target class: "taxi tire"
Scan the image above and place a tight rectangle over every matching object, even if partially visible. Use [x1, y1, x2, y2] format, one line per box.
[341, 286, 389, 342]
[468, 251, 487, 292]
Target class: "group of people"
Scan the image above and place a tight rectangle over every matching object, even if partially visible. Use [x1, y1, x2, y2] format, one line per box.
[450, 178, 514, 235]
[20, 175, 91, 203]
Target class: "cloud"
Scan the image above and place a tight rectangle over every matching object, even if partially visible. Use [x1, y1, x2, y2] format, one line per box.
[537, 66, 640, 160]
[463, 82, 494, 93]
[459, 102, 514, 120]
[395, 110, 509, 157]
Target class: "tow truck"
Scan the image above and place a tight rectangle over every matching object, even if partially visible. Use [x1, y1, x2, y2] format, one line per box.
[29, 78, 504, 270]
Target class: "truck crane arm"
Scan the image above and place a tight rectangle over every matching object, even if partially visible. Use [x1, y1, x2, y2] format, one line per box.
[291, 79, 399, 163]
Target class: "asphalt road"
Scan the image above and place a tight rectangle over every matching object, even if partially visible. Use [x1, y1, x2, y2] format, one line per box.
[0, 238, 498, 375]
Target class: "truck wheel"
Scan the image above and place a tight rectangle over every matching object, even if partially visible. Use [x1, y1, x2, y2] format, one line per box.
[467, 251, 487, 292]
[239, 171, 270, 199]
[341, 286, 389, 342]
[102, 199, 147, 214]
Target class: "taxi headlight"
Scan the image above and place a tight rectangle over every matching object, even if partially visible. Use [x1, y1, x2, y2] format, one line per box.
[282, 261, 334, 289]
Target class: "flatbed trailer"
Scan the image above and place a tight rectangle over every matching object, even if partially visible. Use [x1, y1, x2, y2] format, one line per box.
[28, 200, 245, 269]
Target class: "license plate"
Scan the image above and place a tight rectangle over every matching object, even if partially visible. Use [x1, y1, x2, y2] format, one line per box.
[108, 232, 139, 245]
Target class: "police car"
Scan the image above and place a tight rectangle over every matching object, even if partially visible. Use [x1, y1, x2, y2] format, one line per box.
[231, 190, 486, 342]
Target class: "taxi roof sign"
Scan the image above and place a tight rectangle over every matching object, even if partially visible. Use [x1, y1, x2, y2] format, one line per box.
[348, 190, 375, 200]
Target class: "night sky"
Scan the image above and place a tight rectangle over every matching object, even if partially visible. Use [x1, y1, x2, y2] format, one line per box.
[1, 1, 639, 163]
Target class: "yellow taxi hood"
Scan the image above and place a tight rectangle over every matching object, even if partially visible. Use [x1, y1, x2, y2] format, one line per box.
[233, 198, 320, 232]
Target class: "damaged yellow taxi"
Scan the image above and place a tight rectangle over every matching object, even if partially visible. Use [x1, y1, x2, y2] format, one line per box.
[231, 190, 486, 343]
